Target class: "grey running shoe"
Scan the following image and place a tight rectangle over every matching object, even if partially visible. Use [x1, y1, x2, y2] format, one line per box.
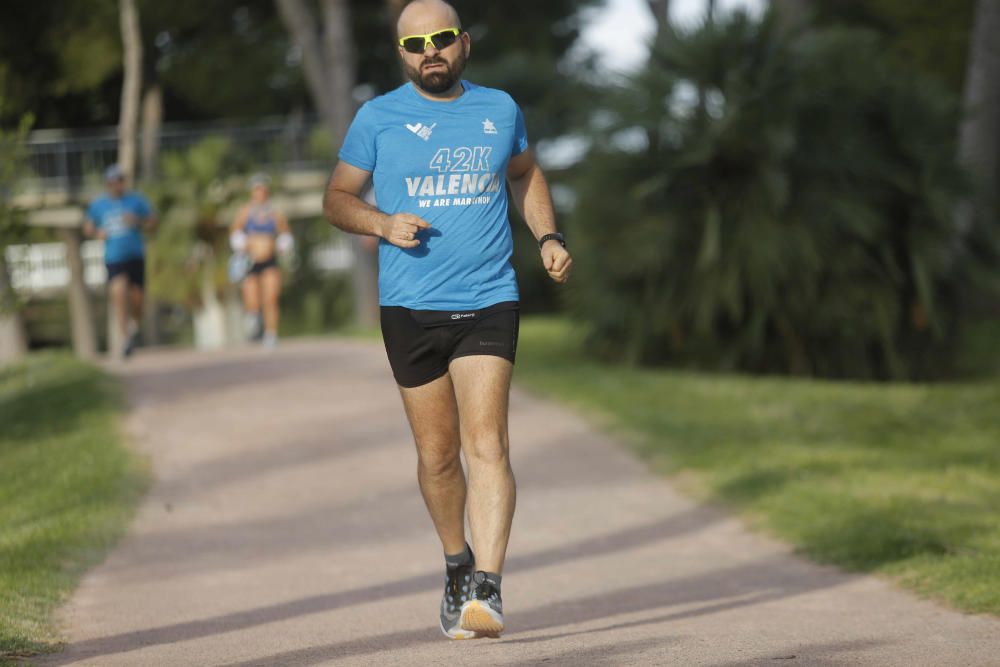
[460, 571, 503, 638]
[244, 313, 263, 341]
[440, 559, 477, 639]
[123, 330, 139, 358]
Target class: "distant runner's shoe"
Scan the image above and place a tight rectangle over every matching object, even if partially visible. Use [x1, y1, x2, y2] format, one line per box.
[460, 572, 503, 638]
[244, 313, 264, 341]
[123, 322, 139, 358]
[440, 556, 477, 639]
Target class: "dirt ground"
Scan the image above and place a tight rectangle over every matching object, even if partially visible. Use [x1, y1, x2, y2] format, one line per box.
[38, 339, 1000, 666]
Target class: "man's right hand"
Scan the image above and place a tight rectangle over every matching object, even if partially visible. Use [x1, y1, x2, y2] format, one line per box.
[379, 213, 431, 249]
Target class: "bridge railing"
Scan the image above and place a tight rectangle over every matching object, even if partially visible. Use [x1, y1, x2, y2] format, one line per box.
[25, 115, 331, 196]
[5, 238, 353, 297]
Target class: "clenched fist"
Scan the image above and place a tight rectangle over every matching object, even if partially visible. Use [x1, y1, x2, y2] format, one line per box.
[379, 213, 431, 249]
[542, 240, 572, 284]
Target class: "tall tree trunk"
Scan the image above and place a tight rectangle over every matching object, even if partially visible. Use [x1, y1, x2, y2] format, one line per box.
[117, 0, 142, 179]
[0, 252, 27, 364]
[60, 228, 97, 359]
[646, 0, 671, 37]
[771, 0, 811, 31]
[277, 0, 379, 327]
[276, 0, 338, 124]
[387, 0, 407, 21]
[695, 0, 717, 123]
[955, 0, 1000, 239]
[322, 0, 358, 143]
[139, 83, 163, 345]
[387, 0, 409, 79]
[140, 83, 162, 183]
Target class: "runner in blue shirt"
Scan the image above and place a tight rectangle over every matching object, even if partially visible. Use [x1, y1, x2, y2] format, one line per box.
[83, 164, 156, 358]
[324, 0, 572, 640]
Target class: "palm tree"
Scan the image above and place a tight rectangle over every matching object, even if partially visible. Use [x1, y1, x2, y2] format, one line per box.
[569, 13, 977, 379]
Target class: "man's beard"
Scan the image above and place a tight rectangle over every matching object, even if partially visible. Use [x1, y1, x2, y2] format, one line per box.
[405, 49, 467, 95]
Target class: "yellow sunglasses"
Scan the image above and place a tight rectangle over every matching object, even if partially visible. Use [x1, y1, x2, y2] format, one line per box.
[398, 27, 461, 54]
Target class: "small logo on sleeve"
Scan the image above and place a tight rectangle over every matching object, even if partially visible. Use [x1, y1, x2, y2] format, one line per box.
[406, 122, 436, 141]
[482, 119, 498, 135]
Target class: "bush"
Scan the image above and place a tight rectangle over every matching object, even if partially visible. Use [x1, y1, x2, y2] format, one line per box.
[567, 12, 999, 380]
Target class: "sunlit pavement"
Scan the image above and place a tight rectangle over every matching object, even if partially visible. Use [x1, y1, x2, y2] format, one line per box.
[39, 339, 1000, 666]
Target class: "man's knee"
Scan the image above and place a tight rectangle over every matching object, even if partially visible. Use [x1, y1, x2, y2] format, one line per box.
[463, 433, 509, 467]
[109, 276, 128, 297]
[416, 439, 462, 477]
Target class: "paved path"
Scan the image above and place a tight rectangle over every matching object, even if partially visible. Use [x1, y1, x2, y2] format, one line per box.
[41, 339, 1000, 666]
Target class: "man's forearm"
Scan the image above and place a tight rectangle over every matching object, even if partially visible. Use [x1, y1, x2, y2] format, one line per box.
[510, 164, 558, 242]
[323, 189, 387, 238]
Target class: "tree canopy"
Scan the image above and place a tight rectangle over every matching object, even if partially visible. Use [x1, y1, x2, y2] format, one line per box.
[0, 0, 600, 130]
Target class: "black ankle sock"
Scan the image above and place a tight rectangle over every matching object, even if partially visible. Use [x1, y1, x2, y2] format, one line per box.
[445, 543, 473, 569]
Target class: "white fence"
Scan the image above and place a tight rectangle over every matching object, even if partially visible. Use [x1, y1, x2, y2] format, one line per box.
[5, 240, 354, 296]
[5, 241, 107, 293]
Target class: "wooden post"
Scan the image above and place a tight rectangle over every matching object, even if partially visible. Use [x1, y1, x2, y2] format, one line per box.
[60, 228, 97, 359]
[0, 252, 27, 365]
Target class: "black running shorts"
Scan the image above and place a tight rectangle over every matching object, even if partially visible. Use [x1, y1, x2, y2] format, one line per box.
[380, 301, 519, 388]
[248, 256, 278, 275]
[105, 257, 145, 287]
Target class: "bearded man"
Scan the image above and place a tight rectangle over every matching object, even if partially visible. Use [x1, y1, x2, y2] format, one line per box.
[323, 0, 572, 639]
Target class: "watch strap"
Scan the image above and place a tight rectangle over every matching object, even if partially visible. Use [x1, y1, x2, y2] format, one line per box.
[538, 232, 565, 249]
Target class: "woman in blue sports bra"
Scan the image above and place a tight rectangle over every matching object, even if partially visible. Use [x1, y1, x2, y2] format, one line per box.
[230, 174, 294, 347]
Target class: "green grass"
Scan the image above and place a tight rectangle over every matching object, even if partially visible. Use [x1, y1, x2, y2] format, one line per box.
[515, 317, 1000, 615]
[0, 354, 147, 660]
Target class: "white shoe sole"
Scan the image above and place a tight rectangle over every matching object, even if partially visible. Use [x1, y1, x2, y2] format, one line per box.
[459, 600, 503, 638]
[440, 618, 479, 640]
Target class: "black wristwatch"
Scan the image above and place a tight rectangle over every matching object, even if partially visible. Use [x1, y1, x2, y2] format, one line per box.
[538, 232, 565, 249]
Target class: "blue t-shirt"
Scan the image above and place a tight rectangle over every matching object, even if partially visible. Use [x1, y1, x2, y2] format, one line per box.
[339, 81, 528, 310]
[85, 192, 152, 264]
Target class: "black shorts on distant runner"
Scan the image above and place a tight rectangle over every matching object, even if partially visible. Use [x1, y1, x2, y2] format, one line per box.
[106, 257, 145, 287]
[380, 301, 519, 388]
[248, 257, 278, 275]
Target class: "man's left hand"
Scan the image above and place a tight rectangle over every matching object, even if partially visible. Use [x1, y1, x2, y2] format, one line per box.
[541, 241, 572, 284]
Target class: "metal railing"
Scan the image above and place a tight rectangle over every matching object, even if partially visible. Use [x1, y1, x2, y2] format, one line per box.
[5, 241, 107, 293]
[25, 115, 332, 196]
[5, 239, 353, 297]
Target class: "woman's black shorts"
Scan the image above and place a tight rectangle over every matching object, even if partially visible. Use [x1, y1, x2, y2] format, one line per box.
[380, 301, 519, 388]
[248, 257, 278, 275]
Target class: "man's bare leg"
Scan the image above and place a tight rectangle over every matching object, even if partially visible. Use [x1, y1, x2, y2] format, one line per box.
[108, 275, 129, 357]
[448, 355, 515, 574]
[128, 283, 144, 323]
[398, 373, 467, 555]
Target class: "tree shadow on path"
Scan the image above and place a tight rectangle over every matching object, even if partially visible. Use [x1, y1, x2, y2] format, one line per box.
[211, 555, 847, 667]
[42, 505, 726, 665]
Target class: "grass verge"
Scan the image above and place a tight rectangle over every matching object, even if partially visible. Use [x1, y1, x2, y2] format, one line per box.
[0, 354, 147, 661]
[515, 317, 1000, 615]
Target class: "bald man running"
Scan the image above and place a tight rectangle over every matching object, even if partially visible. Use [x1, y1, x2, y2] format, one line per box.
[323, 0, 571, 640]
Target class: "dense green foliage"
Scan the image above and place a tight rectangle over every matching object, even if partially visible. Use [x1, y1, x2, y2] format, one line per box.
[0, 110, 33, 247]
[145, 138, 249, 309]
[808, 0, 976, 94]
[516, 317, 1000, 614]
[0, 0, 598, 130]
[0, 354, 145, 657]
[567, 12, 998, 380]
